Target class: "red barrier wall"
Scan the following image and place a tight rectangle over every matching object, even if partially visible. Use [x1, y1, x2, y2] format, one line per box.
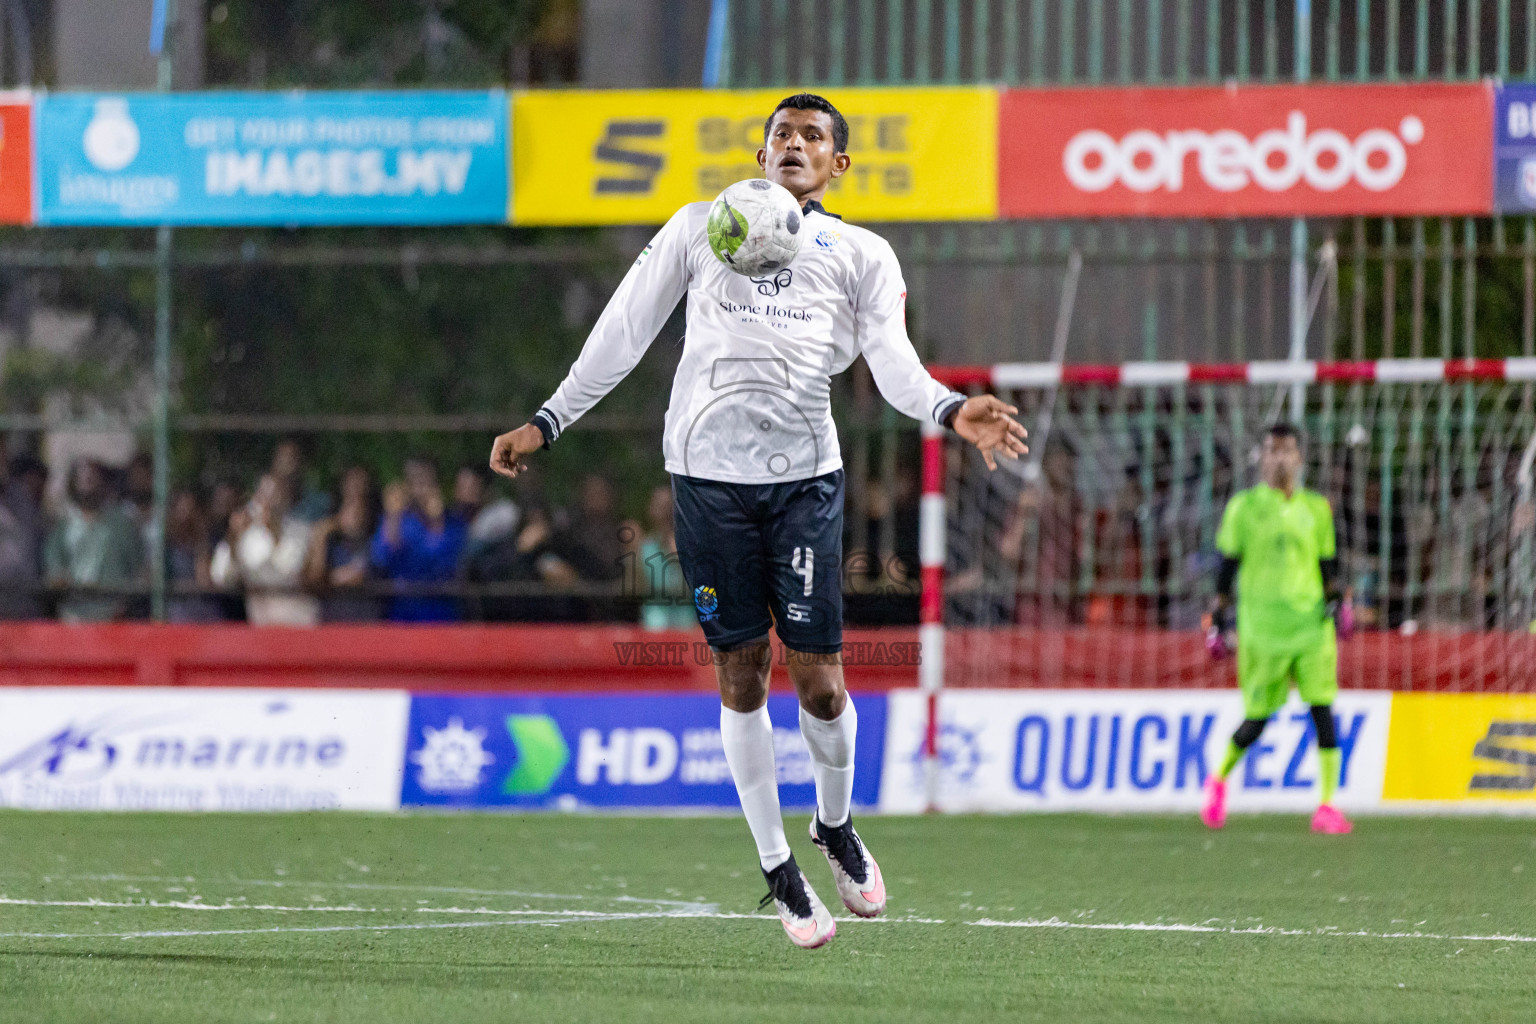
[0, 624, 1528, 692]
[0, 624, 919, 692]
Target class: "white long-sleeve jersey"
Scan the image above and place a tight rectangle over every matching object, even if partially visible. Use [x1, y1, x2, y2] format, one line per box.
[533, 200, 967, 485]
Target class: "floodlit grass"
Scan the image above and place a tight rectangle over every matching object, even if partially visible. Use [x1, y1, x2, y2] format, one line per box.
[1, 811, 1533, 1023]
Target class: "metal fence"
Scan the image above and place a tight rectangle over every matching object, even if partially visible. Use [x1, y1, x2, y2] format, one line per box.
[6, 2, 1533, 622]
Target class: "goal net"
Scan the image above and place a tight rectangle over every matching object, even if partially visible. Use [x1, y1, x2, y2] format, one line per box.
[922, 359, 1536, 694]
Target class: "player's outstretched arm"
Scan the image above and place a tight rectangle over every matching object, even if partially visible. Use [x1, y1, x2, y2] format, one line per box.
[488, 207, 693, 479]
[950, 395, 1028, 471]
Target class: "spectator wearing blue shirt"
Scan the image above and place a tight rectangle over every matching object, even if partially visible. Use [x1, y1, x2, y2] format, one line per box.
[371, 457, 467, 622]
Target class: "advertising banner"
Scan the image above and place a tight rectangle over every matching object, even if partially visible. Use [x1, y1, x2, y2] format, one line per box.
[510, 87, 998, 225]
[879, 689, 1391, 813]
[0, 92, 31, 224]
[1493, 84, 1536, 211]
[1383, 693, 1536, 803]
[998, 83, 1492, 219]
[34, 91, 507, 225]
[401, 693, 886, 809]
[0, 688, 409, 811]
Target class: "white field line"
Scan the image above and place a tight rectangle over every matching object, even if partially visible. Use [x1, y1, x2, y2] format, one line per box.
[0, 897, 379, 912]
[968, 917, 1536, 943]
[0, 896, 939, 926]
[50, 873, 709, 909]
[0, 920, 569, 940]
[4, 877, 1533, 946]
[2, 904, 1534, 944]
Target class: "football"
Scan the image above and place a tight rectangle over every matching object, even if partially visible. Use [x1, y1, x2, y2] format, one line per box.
[706, 178, 804, 276]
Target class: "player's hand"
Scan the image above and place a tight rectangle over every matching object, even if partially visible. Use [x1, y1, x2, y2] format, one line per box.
[953, 395, 1028, 471]
[1328, 591, 1356, 641]
[1202, 606, 1236, 660]
[489, 423, 545, 480]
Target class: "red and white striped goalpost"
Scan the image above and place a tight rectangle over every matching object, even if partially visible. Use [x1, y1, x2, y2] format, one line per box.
[913, 357, 1536, 810]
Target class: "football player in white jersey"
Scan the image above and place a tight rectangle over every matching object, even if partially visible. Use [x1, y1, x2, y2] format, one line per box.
[491, 93, 1026, 948]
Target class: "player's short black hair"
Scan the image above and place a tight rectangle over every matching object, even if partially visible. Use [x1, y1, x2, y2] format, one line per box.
[764, 93, 850, 154]
[1265, 422, 1303, 445]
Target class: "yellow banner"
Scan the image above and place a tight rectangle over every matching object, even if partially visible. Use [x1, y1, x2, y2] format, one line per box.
[509, 88, 998, 225]
[1382, 693, 1536, 801]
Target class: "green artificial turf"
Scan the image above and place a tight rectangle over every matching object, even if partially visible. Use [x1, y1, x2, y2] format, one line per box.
[1, 811, 1533, 1023]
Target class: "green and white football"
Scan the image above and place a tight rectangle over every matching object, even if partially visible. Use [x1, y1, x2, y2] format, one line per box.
[706, 178, 804, 276]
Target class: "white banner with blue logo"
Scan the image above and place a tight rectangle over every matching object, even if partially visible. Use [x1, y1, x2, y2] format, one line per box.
[879, 689, 1391, 813]
[34, 91, 508, 224]
[1495, 84, 1536, 211]
[401, 694, 887, 809]
[0, 688, 410, 811]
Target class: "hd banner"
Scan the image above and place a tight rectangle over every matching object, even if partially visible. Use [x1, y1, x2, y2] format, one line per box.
[400, 693, 886, 809]
[0, 688, 410, 811]
[998, 83, 1492, 219]
[879, 689, 1392, 813]
[510, 87, 998, 225]
[0, 91, 32, 224]
[33, 91, 507, 225]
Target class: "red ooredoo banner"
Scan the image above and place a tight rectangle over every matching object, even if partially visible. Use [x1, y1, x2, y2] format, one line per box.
[999, 83, 1492, 219]
[0, 94, 31, 224]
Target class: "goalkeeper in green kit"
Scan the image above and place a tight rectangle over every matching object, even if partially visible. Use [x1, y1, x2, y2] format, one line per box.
[1200, 423, 1354, 835]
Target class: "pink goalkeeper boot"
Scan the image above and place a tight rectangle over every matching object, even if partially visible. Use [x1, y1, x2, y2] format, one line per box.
[1200, 775, 1228, 830]
[1311, 804, 1353, 834]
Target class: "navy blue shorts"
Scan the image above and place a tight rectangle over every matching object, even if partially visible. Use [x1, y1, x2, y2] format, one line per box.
[671, 469, 844, 654]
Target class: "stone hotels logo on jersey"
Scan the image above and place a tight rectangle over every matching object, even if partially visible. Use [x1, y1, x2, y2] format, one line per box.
[999, 83, 1492, 218]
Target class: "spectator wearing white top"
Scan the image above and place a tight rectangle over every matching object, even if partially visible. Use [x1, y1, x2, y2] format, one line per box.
[211, 474, 319, 626]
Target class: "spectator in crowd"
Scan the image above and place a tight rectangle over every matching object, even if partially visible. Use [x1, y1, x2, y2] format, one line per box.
[461, 496, 585, 621]
[634, 484, 694, 630]
[304, 469, 381, 622]
[44, 459, 143, 623]
[211, 474, 319, 626]
[557, 473, 627, 620]
[561, 474, 625, 582]
[202, 479, 246, 621]
[270, 438, 331, 522]
[122, 452, 155, 552]
[461, 488, 520, 565]
[371, 456, 467, 622]
[165, 489, 222, 623]
[452, 464, 490, 523]
[0, 441, 45, 619]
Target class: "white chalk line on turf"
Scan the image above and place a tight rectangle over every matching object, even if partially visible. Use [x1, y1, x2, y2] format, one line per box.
[0, 897, 380, 913]
[51, 873, 710, 909]
[968, 917, 1536, 944]
[4, 908, 1535, 944]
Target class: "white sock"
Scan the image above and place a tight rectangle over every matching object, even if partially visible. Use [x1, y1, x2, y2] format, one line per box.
[799, 697, 857, 828]
[720, 704, 790, 872]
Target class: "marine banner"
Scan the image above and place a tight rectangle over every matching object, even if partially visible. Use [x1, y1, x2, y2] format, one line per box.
[0, 688, 410, 811]
[509, 87, 998, 224]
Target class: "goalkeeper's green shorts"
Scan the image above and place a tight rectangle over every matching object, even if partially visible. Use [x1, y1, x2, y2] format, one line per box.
[1236, 626, 1338, 719]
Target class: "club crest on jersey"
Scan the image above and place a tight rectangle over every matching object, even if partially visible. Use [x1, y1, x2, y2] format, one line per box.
[751, 268, 793, 296]
[814, 229, 841, 249]
[694, 585, 720, 622]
